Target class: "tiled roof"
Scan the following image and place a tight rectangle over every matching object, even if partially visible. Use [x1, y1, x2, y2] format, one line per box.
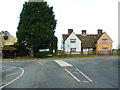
[62, 34, 69, 41]
[62, 33, 103, 48]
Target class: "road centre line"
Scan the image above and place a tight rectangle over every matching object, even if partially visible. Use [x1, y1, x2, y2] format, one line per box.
[76, 69, 92, 82]
[0, 67, 24, 89]
[54, 60, 72, 67]
[65, 68, 80, 82]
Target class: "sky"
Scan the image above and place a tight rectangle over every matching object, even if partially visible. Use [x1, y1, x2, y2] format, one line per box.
[0, 0, 119, 49]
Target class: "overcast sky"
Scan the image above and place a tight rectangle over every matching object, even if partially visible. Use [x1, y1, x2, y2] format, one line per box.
[0, 0, 119, 49]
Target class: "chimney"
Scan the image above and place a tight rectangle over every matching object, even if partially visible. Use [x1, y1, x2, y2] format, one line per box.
[82, 30, 86, 34]
[28, 0, 44, 2]
[97, 29, 102, 34]
[68, 29, 73, 35]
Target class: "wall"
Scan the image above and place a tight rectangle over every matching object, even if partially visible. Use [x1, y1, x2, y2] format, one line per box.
[96, 32, 112, 51]
[64, 32, 81, 54]
[0, 34, 17, 46]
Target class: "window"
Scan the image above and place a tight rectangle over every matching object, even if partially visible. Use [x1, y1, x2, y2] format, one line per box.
[102, 48, 108, 52]
[4, 31, 9, 36]
[70, 39, 76, 43]
[102, 39, 108, 43]
[70, 48, 76, 52]
[89, 48, 93, 50]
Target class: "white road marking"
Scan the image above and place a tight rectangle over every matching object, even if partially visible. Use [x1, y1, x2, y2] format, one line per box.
[5, 60, 36, 62]
[5, 72, 21, 77]
[76, 69, 92, 82]
[54, 60, 72, 67]
[0, 82, 8, 86]
[0, 67, 24, 89]
[2, 67, 16, 72]
[65, 68, 80, 82]
[38, 61, 47, 65]
[83, 81, 89, 83]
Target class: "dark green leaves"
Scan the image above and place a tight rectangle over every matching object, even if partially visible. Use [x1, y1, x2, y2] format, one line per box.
[17, 2, 57, 57]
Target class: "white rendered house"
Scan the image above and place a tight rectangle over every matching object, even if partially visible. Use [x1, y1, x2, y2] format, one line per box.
[62, 29, 81, 54]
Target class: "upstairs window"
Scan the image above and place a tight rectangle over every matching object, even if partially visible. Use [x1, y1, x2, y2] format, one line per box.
[70, 48, 76, 52]
[4, 31, 9, 36]
[102, 48, 108, 52]
[102, 39, 108, 43]
[70, 39, 76, 43]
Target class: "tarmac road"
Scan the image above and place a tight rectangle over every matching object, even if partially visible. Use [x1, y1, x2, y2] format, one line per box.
[1, 56, 118, 88]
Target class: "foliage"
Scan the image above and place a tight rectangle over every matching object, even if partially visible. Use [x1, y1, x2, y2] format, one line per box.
[35, 51, 49, 58]
[14, 42, 29, 57]
[17, 2, 57, 57]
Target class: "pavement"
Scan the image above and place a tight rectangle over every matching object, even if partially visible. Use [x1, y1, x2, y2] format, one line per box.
[0, 56, 118, 88]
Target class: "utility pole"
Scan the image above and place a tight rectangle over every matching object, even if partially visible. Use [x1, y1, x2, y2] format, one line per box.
[0, 47, 1, 85]
[0, 33, 3, 60]
[50, 25, 53, 55]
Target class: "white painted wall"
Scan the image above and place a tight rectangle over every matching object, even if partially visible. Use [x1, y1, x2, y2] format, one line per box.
[64, 32, 81, 54]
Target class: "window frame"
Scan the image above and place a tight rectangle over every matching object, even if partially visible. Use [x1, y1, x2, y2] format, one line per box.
[70, 48, 76, 52]
[70, 39, 76, 43]
[102, 39, 108, 44]
[102, 48, 108, 52]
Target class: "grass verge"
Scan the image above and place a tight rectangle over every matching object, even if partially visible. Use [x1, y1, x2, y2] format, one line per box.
[5, 55, 118, 60]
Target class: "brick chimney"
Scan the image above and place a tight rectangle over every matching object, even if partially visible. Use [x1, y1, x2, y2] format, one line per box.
[82, 30, 86, 34]
[97, 29, 102, 34]
[68, 29, 73, 35]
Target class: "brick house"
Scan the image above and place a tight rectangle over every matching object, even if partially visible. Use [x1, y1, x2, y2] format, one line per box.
[62, 29, 113, 55]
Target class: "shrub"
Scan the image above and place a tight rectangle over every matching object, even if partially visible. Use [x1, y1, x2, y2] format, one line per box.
[35, 51, 49, 58]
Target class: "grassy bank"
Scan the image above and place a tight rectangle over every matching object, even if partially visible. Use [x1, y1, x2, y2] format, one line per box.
[11, 55, 118, 60]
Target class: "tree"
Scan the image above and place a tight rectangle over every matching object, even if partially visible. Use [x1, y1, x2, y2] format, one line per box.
[17, 1, 57, 57]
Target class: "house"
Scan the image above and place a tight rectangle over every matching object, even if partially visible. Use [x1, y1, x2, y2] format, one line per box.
[28, 0, 44, 2]
[62, 29, 113, 55]
[62, 29, 81, 54]
[0, 31, 17, 58]
[112, 49, 118, 55]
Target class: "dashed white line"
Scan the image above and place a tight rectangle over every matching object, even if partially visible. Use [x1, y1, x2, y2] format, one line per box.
[0, 67, 24, 89]
[65, 68, 80, 82]
[83, 81, 89, 83]
[76, 69, 92, 82]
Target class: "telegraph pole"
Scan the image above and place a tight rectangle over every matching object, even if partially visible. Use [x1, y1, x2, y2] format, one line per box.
[50, 25, 54, 55]
[0, 33, 2, 60]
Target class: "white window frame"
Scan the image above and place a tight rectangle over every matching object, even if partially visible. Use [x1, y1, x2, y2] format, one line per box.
[70, 48, 76, 52]
[102, 48, 108, 52]
[102, 39, 108, 43]
[70, 39, 76, 43]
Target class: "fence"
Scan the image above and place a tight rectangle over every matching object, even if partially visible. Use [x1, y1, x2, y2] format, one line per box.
[58, 50, 119, 56]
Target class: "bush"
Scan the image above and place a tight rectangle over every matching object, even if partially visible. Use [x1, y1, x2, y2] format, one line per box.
[35, 51, 49, 58]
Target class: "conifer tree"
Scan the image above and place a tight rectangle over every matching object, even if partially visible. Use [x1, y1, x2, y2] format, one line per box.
[17, 1, 57, 57]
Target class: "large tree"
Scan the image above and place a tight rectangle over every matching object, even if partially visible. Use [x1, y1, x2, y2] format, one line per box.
[17, 1, 57, 57]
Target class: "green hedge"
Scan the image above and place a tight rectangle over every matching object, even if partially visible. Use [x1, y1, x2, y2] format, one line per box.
[35, 51, 49, 58]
